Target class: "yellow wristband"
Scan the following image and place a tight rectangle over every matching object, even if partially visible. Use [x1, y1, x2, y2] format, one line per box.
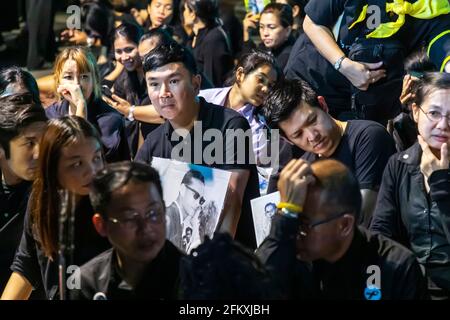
[277, 202, 303, 213]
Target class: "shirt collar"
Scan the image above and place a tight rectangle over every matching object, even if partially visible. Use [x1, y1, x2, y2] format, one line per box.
[397, 142, 422, 166]
[162, 97, 212, 139]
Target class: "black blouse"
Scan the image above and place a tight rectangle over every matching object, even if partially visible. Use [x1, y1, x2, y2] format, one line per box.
[10, 196, 111, 299]
[187, 26, 234, 87]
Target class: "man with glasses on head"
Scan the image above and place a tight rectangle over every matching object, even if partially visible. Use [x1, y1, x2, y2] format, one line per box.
[73, 161, 182, 300]
[371, 72, 450, 300]
[166, 169, 205, 252]
[256, 158, 428, 299]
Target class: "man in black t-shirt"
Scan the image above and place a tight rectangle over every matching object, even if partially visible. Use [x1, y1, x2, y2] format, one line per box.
[263, 79, 396, 226]
[135, 42, 260, 249]
[0, 98, 47, 290]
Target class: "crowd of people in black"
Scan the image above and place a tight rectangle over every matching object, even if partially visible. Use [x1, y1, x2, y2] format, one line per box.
[0, 0, 450, 300]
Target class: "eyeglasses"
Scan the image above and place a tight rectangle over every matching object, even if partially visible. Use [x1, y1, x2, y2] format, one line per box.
[419, 107, 450, 126]
[297, 211, 348, 238]
[184, 184, 205, 205]
[108, 208, 164, 229]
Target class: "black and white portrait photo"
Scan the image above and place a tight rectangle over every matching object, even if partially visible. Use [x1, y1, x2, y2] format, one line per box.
[151, 157, 231, 254]
[250, 191, 280, 247]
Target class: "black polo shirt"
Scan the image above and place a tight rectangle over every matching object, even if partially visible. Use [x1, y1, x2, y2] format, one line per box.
[135, 97, 260, 249]
[73, 242, 182, 300]
[0, 178, 31, 290]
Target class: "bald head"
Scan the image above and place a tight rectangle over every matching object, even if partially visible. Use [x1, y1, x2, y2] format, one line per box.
[309, 159, 362, 221]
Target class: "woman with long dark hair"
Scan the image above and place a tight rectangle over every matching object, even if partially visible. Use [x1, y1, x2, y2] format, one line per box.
[1, 116, 110, 300]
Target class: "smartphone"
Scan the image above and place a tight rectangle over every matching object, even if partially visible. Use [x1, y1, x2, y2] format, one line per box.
[245, 0, 270, 14]
[101, 85, 113, 99]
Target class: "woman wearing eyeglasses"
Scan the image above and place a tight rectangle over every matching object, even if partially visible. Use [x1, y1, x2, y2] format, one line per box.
[1, 117, 110, 300]
[371, 72, 450, 300]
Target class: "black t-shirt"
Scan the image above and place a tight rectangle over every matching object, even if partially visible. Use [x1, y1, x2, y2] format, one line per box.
[0, 178, 31, 289]
[135, 98, 260, 249]
[302, 120, 396, 189]
[269, 120, 396, 193]
[10, 196, 110, 299]
[75, 242, 182, 300]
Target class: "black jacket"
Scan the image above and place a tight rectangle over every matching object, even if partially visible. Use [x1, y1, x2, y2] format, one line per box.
[0, 179, 31, 289]
[370, 142, 450, 294]
[257, 214, 428, 299]
[242, 35, 296, 70]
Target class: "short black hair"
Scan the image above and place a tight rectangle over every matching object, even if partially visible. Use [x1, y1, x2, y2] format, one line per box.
[143, 41, 198, 75]
[184, 0, 220, 28]
[415, 72, 450, 107]
[0, 99, 47, 159]
[181, 169, 205, 185]
[114, 21, 144, 45]
[404, 48, 437, 76]
[140, 28, 174, 46]
[262, 78, 320, 129]
[261, 3, 293, 28]
[90, 161, 163, 217]
[225, 49, 282, 86]
[284, 0, 308, 18]
[0, 66, 41, 105]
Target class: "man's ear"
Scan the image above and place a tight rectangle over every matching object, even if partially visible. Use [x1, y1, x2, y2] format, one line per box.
[192, 74, 202, 95]
[292, 5, 301, 18]
[339, 214, 355, 237]
[0, 145, 5, 161]
[92, 213, 108, 237]
[411, 102, 420, 123]
[317, 96, 329, 114]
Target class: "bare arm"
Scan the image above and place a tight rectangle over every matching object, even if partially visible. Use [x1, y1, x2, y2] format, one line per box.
[217, 169, 250, 237]
[1, 272, 33, 300]
[103, 62, 124, 83]
[103, 94, 165, 124]
[303, 15, 386, 90]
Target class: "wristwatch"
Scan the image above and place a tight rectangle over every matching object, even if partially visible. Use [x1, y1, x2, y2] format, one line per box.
[127, 105, 136, 121]
[334, 55, 346, 71]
